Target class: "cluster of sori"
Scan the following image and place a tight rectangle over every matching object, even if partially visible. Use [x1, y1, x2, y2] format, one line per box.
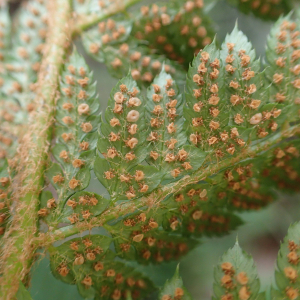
[231, 0, 292, 20]
[185, 28, 284, 160]
[213, 242, 261, 300]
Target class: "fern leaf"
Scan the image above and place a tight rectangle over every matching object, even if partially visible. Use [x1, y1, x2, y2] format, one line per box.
[81, 17, 185, 86]
[265, 14, 300, 123]
[145, 70, 207, 180]
[0, 6, 23, 169]
[62, 191, 109, 224]
[159, 265, 192, 300]
[132, 0, 215, 68]
[165, 0, 215, 67]
[213, 241, 261, 300]
[227, 0, 292, 20]
[82, 17, 133, 63]
[46, 49, 100, 214]
[185, 39, 230, 158]
[185, 27, 283, 160]
[0, 0, 49, 171]
[260, 139, 300, 193]
[1, 0, 48, 107]
[94, 75, 162, 201]
[162, 183, 243, 237]
[110, 210, 198, 264]
[221, 25, 284, 146]
[50, 233, 155, 299]
[212, 157, 277, 211]
[38, 190, 110, 226]
[271, 221, 300, 300]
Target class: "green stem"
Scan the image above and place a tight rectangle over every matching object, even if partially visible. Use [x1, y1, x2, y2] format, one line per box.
[0, 0, 72, 298]
[42, 125, 300, 245]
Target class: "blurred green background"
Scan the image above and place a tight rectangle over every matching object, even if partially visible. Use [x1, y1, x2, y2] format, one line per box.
[24, 0, 300, 299]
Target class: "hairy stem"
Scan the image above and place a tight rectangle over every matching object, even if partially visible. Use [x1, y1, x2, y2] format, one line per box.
[0, 0, 71, 298]
[40, 125, 300, 246]
[72, 0, 141, 35]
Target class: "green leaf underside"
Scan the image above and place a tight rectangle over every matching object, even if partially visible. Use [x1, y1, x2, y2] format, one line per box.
[1, 0, 47, 107]
[4, 4, 300, 300]
[265, 15, 300, 123]
[185, 27, 284, 162]
[159, 265, 192, 300]
[47, 49, 101, 211]
[50, 234, 155, 299]
[145, 70, 207, 181]
[228, 0, 292, 21]
[0, 1, 48, 169]
[39, 190, 110, 225]
[131, 0, 215, 68]
[81, 15, 185, 86]
[213, 242, 260, 300]
[162, 184, 243, 237]
[110, 211, 199, 265]
[272, 222, 300, 300]
[95, 75, 162, 201]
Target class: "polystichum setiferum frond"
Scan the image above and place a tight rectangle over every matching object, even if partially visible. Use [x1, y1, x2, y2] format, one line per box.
[1, 0, 300, 299]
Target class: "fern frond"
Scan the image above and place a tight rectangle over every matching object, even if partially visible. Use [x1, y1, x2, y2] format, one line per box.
[3, 0, 300, 298]
[272, 222, 300, 300]
[211, 157, 277, 211]
[162, 183, 243, 237]
[1, 0, 48, 107]
[145, 70, 207, 180]
[260, 139, 300, 193]
[185, 27, 284, 161]
[82, 17, 132, 62]
[82, 17, 185, 86]
[132, 0, 215, 67]
[265, 14, 300, 123]
[110, 210, 198, 264]
[159, 265, 192, 300]
[185, 39, 229, 158]
[44, 49, 100, 222]
[227, 0, 292, 20]
[213, 241, 261, 300]
[164, 0, 215, 67]
[0, 0, 49, 171]
[50, 233, 155, 299]
[0, 6, 21, 169]
[220, 25, 284, 143]
[94, 74, 162, 201]
[38, 190, 110, 226]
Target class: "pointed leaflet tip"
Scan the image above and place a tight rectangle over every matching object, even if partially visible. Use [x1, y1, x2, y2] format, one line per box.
[234, 19, 239, 30]
[175, 263, 180, 276]
[211, 35, 218, 46]
[126, 67, 132, 79]
[235, 235, 239, 245]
